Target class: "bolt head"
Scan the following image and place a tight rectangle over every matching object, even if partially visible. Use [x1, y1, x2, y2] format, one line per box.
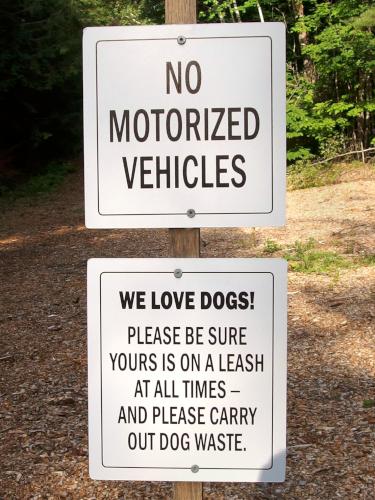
[174, 269, 182, 278]
[177, 35, 186, 45]
[187, 208, 195, 218]
[191, 464, 199, 473]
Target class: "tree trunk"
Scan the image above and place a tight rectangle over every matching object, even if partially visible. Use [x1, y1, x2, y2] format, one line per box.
[293, 0, 313, 77]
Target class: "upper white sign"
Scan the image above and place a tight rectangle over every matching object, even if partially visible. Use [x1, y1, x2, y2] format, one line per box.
[83, 23, 285, 228]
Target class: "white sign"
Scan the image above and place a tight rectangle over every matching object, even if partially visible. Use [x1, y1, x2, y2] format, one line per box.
[88, 258, 287, 482]
[83, 23, 286, 228]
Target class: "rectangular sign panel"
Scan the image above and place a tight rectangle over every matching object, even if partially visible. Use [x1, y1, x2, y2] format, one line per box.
[88, 258, 287, 482]
[83, 23, 286, 228]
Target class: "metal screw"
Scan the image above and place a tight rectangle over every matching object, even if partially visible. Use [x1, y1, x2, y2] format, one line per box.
[174, 269, 182, 279]
[187, 208, 195, 218]
[191, 464, 199, 473]
[177, 35, 186, 45]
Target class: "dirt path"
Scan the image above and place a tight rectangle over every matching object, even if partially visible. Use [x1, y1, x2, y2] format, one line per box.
[0, 170, 374, 499]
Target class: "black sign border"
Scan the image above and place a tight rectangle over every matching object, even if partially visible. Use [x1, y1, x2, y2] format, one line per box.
[99, 270, 275, 471]
[95, 36, 274, 217]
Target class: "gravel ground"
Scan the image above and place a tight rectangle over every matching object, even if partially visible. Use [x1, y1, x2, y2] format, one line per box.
[0, 168, 374, 499]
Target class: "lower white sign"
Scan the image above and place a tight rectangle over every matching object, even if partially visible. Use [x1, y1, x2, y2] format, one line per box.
[87, 258, 287, 482]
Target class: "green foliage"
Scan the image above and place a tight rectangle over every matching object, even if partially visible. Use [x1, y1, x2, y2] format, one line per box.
[199, 0, 290, 23]
[284, 238, 352, 274]
[354, 6, 375, 28]
[286, 71, 338, 162]
[288, 1, 375, 162]
[284, 238, 374, 274]
[263, 239, 282, 254]
[288, 159, 375, 190]
[201, 1, 375, 166]
[0, 162, 76, 199]
[287, 161, 341, 190]
[357, 254, 375, 266]
[363, 399, 375, 408]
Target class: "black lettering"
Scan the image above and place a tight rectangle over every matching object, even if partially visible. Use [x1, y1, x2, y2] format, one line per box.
[140, 157, 153, 188]
[186, 109, 201, 140]
[122, 157, 137, 189]
[201, 156, 213, 188]
[185, 61, 202, 94]
[211, 108, 225, 140]
[244, 107, 260, 139]
[118, 406, 126, 423]
[110, 110, 129, 142]
[238, 291, 250, 309]
[174, 156, 179, 188]
[231, 154, 246, 188]
[134, 109, 150, 142]
[166, 109, 182, 141]
[183, 155, 198, 188]
[119, 290, 146, 309]
[228, 107, 241, 140]
[216, 155, 230, 187]
[110, 353, 117, 370]
[166, 61, 181, 94]
[204, 108, 209, 140]
[155, 156, 171, 188]
[150, 109, 165, 141]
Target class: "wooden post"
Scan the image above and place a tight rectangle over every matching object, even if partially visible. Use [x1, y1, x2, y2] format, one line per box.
[173, 482, 203, 500]
[165, 0, 196, 24]
[165, 0, 200, 264]
[165, 4, 202, 500]
[170, 228, 200, 257]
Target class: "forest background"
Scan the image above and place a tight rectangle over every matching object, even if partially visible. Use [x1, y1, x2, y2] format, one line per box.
[0, 3, 374, 498]
[0, 0, 374, 189]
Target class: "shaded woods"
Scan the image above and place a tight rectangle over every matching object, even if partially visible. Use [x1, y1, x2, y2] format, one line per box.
[0, 0, 374, 184]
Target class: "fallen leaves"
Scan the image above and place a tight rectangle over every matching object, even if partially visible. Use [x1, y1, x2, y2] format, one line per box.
[0, 170, 374, 498]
